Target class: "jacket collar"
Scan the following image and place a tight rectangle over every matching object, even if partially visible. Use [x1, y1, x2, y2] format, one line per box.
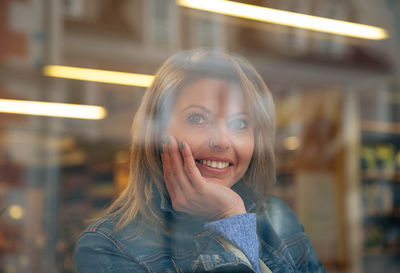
[159, 192, 173, 212]
[231, 180, 257, 213]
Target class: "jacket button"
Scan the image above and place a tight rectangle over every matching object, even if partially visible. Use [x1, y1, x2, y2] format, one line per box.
[213, 254, 221, 263]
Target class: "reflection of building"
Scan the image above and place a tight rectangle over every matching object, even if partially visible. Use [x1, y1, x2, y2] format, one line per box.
[1, 0, 400, 273]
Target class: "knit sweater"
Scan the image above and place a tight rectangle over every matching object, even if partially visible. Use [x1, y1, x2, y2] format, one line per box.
[205, 213, 260, 273]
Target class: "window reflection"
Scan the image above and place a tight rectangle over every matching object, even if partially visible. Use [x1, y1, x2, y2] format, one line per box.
[1, 0, 400, 272]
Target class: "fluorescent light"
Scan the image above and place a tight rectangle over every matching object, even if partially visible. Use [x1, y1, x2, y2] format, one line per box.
[0, 99, 106, 120]
[176, 0, 388, 40]
[43, 65, 154, 87]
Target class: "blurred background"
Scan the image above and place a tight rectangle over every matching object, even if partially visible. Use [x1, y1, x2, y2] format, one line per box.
[1, 0, 400, 272]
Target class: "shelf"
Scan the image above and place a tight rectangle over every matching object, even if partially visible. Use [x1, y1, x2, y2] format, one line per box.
[362, 252, 400, 273]
[361, 172, 400, 183]
[363, 214, 400, 225]
[364, 248, 400, 256]
[362, 120, 400, 135]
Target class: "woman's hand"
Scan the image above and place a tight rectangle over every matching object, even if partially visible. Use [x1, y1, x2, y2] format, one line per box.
[160, 136, 246, 220]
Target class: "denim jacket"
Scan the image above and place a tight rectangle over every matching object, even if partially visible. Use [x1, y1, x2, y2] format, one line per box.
[75, 185, 326, 273]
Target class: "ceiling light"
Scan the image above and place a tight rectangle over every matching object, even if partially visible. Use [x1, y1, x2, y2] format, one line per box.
[0, 99, 106, 120]
[176, 0, 388, 40]
[43, 65, 154, 87]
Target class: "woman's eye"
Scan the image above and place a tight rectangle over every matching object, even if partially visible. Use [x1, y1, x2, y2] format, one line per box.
[228, 119, 248, 130]
[188, 113, 206, 124]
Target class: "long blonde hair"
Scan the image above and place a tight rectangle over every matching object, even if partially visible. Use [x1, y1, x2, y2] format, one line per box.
[106, 48, 276, 232]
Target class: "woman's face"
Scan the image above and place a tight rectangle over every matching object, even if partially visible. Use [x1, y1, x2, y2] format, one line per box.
[165, 78, 254, 187]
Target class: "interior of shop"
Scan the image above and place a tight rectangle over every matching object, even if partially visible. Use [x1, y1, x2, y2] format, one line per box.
[1, 0, 400, 272]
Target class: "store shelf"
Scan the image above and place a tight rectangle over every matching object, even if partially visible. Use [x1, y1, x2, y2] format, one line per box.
[363, 214, 400, 223]
[360, 103, 400, 272]
[362, 252, 400, 273]
[361, 173, 400, 183]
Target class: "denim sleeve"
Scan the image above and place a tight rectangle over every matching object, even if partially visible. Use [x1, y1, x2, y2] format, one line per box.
[75, 231, 148, 273]
[205, 213, 260, 273]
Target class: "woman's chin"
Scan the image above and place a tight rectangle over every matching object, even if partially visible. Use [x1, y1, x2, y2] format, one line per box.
[201, 176, 236, 188]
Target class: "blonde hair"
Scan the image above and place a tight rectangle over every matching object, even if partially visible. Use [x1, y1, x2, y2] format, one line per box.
[105, 49, 276, 232]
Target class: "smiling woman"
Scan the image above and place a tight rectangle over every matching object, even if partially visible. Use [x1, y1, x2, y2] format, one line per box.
[74, 49, 326, 273]
[165, 78, 254, 189]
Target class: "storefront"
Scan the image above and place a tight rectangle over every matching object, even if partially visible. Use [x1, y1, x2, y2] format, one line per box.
[1, 1, 399, 272]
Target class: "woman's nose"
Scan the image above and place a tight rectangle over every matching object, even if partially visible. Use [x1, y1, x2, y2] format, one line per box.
[209, 127, 231, 151]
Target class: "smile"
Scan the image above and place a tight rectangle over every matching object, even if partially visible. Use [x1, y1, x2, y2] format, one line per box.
[198, 160, 230, 169]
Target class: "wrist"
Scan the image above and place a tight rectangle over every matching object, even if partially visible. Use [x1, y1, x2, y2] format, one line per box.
[224, 207, 247, 218]
[217, 201, 246, 219]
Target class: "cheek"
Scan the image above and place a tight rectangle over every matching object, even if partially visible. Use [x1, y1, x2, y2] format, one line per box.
[243, 147, 254, 165]
[168, 127, 205, 152]
[164, 118, 178, 136]
[237, 136, 255, 165]
[180, 134, 204, 152]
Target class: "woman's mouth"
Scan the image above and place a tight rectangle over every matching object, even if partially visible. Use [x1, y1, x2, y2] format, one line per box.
[196, 160, 231, 169]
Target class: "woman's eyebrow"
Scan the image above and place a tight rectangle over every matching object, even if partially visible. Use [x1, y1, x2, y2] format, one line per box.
[229, 112, 250, 118]
[182, 105, 249, 118]
[182, 104, 212, 114]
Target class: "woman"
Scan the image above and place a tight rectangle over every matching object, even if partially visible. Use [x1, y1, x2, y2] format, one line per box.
[75, 49, 326, 273]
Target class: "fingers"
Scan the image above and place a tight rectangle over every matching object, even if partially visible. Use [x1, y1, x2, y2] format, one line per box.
[161, 136, 192, 200]
[160, 136, 178, 199]
[165, 136, 184, 171]
[179, 140, 203, 189]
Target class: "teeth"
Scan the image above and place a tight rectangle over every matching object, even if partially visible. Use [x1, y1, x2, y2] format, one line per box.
[200, 160, 229, 169]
